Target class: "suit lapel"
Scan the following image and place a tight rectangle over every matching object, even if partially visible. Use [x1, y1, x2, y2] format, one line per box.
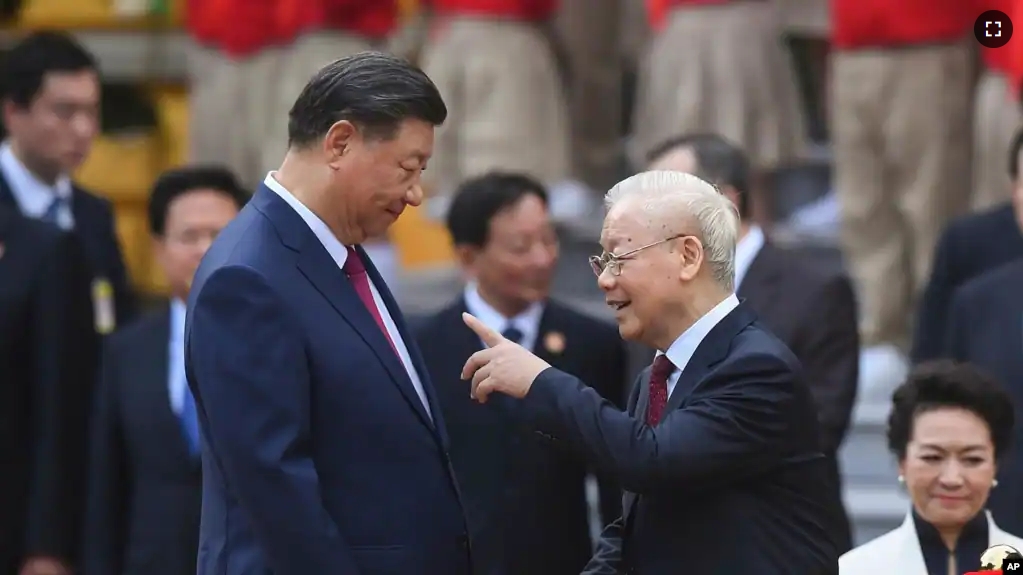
[360, 245, 449, 445]
[664, 302, 759, 413]
[533, 305, 563, 365]
[252, 186, 437, 435]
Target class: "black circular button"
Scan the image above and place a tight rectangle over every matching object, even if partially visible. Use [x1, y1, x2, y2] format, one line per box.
[976, 10, 1014, 48]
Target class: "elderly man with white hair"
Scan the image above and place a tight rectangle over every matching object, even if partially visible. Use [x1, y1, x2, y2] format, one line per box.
[460, 171, 842, 574]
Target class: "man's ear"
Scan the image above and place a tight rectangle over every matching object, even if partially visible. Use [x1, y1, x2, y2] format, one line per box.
[677, 236, 704, 282]
[324, 120, 358, 167]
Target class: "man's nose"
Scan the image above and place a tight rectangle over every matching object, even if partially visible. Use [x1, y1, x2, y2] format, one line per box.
[406, 183, 424, 207]
[597, 268, 615, 291]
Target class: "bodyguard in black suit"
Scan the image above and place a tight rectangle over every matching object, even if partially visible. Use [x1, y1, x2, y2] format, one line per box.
[945, 259, 1023, 536]
[912, 127, 1023, 362]
[647, 134, 859, 552]
[0, 204, 98, 575]
[459, 171, 841, 574]
[415, 173, 628, 575]
[0, 32, 135, 331]
[82, 167, 246, 575]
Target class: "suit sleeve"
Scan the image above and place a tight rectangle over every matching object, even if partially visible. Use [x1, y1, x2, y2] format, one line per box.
[911, 227, 959, 363]
[519, 352, 798, 494]
[81, 342, 128, 575]
[25, 230, 100, 563]
[796, 275, 859, 454]
[188, 265, 363, 575]
[593, 333, 627, 527]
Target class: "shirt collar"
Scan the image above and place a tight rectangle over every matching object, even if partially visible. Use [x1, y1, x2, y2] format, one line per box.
[263, 172, 350, 269]
[733, 225, 764, 290]
[658, 293, 740, 374]
[0, 141, 72, 207]
[463, 282, 544, 346]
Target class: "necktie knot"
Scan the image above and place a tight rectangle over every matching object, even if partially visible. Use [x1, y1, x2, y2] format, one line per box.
[41, 196, 66, 224]
[344, 246, 366, 275]
[651, 354, 675, 380]
[502, 325, 524, 344]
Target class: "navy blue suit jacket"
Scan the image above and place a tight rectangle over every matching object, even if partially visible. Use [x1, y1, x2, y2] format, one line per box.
[947, 259, 1023, 536]
[0, 174, 136, 330]
[184, 185, 471, 575]
[517, 302, 840, 574]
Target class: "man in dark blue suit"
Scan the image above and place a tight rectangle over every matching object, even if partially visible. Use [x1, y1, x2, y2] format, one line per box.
[414, 172, 628, 575]
[946, 259, 1023, 536]
[184, 52, 471, 575]
[460, 171, 841, 574]
[912, 127, 1023, 362]
[0, 32, 136, 331]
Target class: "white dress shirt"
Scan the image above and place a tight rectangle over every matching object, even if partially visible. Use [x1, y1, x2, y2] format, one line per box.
[168, 299, 188, 415]
[733, 225, 765, 291]
[263, 172, 432, 419]
[659, 294, 740, 397]
[0, 141, 74, 230]
[463, 283, 545, 351]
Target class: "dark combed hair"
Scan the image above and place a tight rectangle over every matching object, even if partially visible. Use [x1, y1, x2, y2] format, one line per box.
[148, 165, 248, 236]
[287, 51, 447, 148]
[1, 32, 97, 107]
[445, 171, 549, 248]
[886, 360, 1015, 460]
[1009, 125, 1023, 180]
[645, 133, 752, 218]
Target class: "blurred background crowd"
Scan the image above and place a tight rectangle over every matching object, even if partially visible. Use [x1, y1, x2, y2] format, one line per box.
[1, 0, 1023, 573]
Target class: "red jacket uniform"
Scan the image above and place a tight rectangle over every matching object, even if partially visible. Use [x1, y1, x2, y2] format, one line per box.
[188, 0, 397, 58]
[429, 0, 558, 22]
[831, 0, 972, 49]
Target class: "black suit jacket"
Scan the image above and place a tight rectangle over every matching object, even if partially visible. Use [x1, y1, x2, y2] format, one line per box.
[946, 259, 1023, 536]
[738, 242, 859, 552]
[913, 203, 1023, 362]
[82, 308, 202, 575]
[0, 205, 98, 573]
[518, 302, 840, 575]
[0, 171, 136, 331]
[415, 298, 627, 575]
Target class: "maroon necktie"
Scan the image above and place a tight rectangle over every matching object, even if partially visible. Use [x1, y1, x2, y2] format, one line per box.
[344, 246, 398, 355]
[646, 354, 676, 426]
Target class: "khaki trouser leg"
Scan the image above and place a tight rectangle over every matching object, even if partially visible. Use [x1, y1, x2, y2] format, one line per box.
[420, 18, 570, 197]
[832, 44, 972, 349]
[555, 0, 623, 191]
[188, 46, 281, 190]
[972, 70, 1022, 211]
[261, 32, 373, 173]
[631, 3, 805, 171]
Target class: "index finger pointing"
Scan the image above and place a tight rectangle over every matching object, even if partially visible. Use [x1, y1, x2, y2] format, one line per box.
[462, 312, 505, 348]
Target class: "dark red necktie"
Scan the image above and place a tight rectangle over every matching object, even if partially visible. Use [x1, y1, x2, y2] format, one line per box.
[646, 354, 676, 425]
[344, 246, 398, 355]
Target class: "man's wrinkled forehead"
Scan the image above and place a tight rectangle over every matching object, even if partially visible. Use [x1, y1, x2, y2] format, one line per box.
[600, 201, 654, 251]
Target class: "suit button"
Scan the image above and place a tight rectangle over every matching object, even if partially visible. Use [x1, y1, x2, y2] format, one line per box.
[456, 534, 469, 550]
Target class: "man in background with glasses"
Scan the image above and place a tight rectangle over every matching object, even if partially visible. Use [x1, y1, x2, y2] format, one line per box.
[458, 170, 843, 574]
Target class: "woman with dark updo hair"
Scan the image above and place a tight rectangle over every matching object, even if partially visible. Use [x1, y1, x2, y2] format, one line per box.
[840, 361, 1022, 574]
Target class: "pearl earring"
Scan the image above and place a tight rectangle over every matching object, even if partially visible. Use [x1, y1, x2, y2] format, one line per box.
[993, 479, 999, 488]
[898, 475, 905, 484]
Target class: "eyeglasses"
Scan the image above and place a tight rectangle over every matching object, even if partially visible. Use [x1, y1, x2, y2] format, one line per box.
[588, 235, 685, 277]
